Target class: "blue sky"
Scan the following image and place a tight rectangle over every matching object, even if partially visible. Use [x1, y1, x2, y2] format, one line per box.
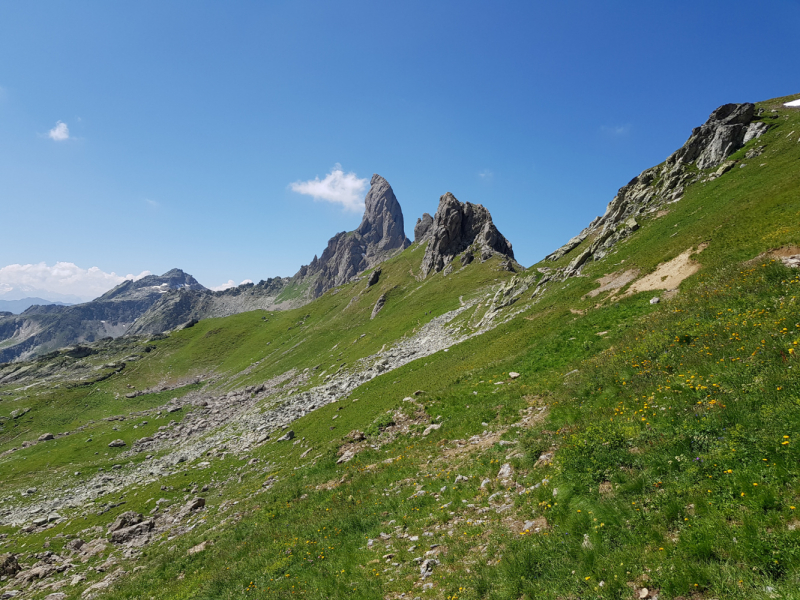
[1, 1, 798, 300]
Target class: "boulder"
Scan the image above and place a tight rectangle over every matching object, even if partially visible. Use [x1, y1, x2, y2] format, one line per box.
[370, 294, 386, 319]
[110, 520, 154, 544]
[108, 511, 143, 533]
[79, 539, 108, 562]
[38, 433, 54, 441]
[277, 430, 295, 442]
[0, 553, 20, 576]
[497, 463, 514, 480]
[108, 439, 126, 448]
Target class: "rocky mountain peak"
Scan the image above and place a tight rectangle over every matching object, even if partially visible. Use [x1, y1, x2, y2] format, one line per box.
[98, 269, 206, 302]
[420, 192, 513, 277]
[355, 174, 410, 261]
[294, 174, 410, 298]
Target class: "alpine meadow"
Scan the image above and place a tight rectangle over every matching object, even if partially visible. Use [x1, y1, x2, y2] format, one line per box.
[1, 90, 800, 600]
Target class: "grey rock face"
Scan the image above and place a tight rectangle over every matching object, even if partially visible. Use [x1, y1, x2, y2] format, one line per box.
[414, 213, 433, 242]
[294, 174, 410, 298]
[546, 102, 766, 271]
[420, 193, 513, 277]
[676, 103, 754, 170]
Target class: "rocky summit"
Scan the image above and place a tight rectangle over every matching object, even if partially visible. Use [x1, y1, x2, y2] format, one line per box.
[419, 192, 514, 276]
[293, 174, 410, 298]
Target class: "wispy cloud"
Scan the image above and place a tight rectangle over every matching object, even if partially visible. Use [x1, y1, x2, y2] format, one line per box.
[0, 262, 150, 302]
[289, 164, 368, 212]
[600, 124, 631, 137]
[478, 169, 494, 180]
[48, 121, 70, 141]
[145, 199, 159, 208]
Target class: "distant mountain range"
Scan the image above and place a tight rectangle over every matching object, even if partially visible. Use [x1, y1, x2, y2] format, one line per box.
[0, 298, 72, 315]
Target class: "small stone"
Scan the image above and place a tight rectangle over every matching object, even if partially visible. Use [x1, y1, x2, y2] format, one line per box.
[108, 439, 126, 448]
[38, 433, 54, 441]
[497, 463, 513, 480]
[277, 430, 295, 442]
[422, 423, 441, 436]
[508, 372, 520, 379]
[649, 297, 660, 305]
[187, 541, 211, 555]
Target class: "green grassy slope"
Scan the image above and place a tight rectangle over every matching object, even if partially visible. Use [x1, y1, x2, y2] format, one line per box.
[0, 94, 799, 600]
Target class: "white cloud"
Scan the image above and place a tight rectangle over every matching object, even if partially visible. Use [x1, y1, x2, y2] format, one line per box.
[0, 262, 150, 302]
[48, 121, 70, 141]
[210, 279, 253, 292]
[211, 280, 236, 291]
[478, 169, 494, 180]
[289, 164, 368, 212]
[145, 199, 159, 208]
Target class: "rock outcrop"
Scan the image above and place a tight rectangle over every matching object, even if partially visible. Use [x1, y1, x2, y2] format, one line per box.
[414, 213, 433, 242]
[293, 174, 410, 298]
[0, 269, 206, 362]
[420, 193, 513, 277]
[546, 102, 769, 272]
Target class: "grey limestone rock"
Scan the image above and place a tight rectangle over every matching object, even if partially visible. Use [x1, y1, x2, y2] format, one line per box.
[110, 519, 154, 544]
[108, 511, 143, 533]
[0, 552, 20, 576]
[277, 430, 295, 442]
[420, 192, 513, 277]
[371, 294, 387, 319]
[414, 212, 433, 242]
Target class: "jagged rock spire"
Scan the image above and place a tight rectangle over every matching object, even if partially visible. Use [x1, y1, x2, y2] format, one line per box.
[294, 174, 410, 297]
[420, 192, 513, 277]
